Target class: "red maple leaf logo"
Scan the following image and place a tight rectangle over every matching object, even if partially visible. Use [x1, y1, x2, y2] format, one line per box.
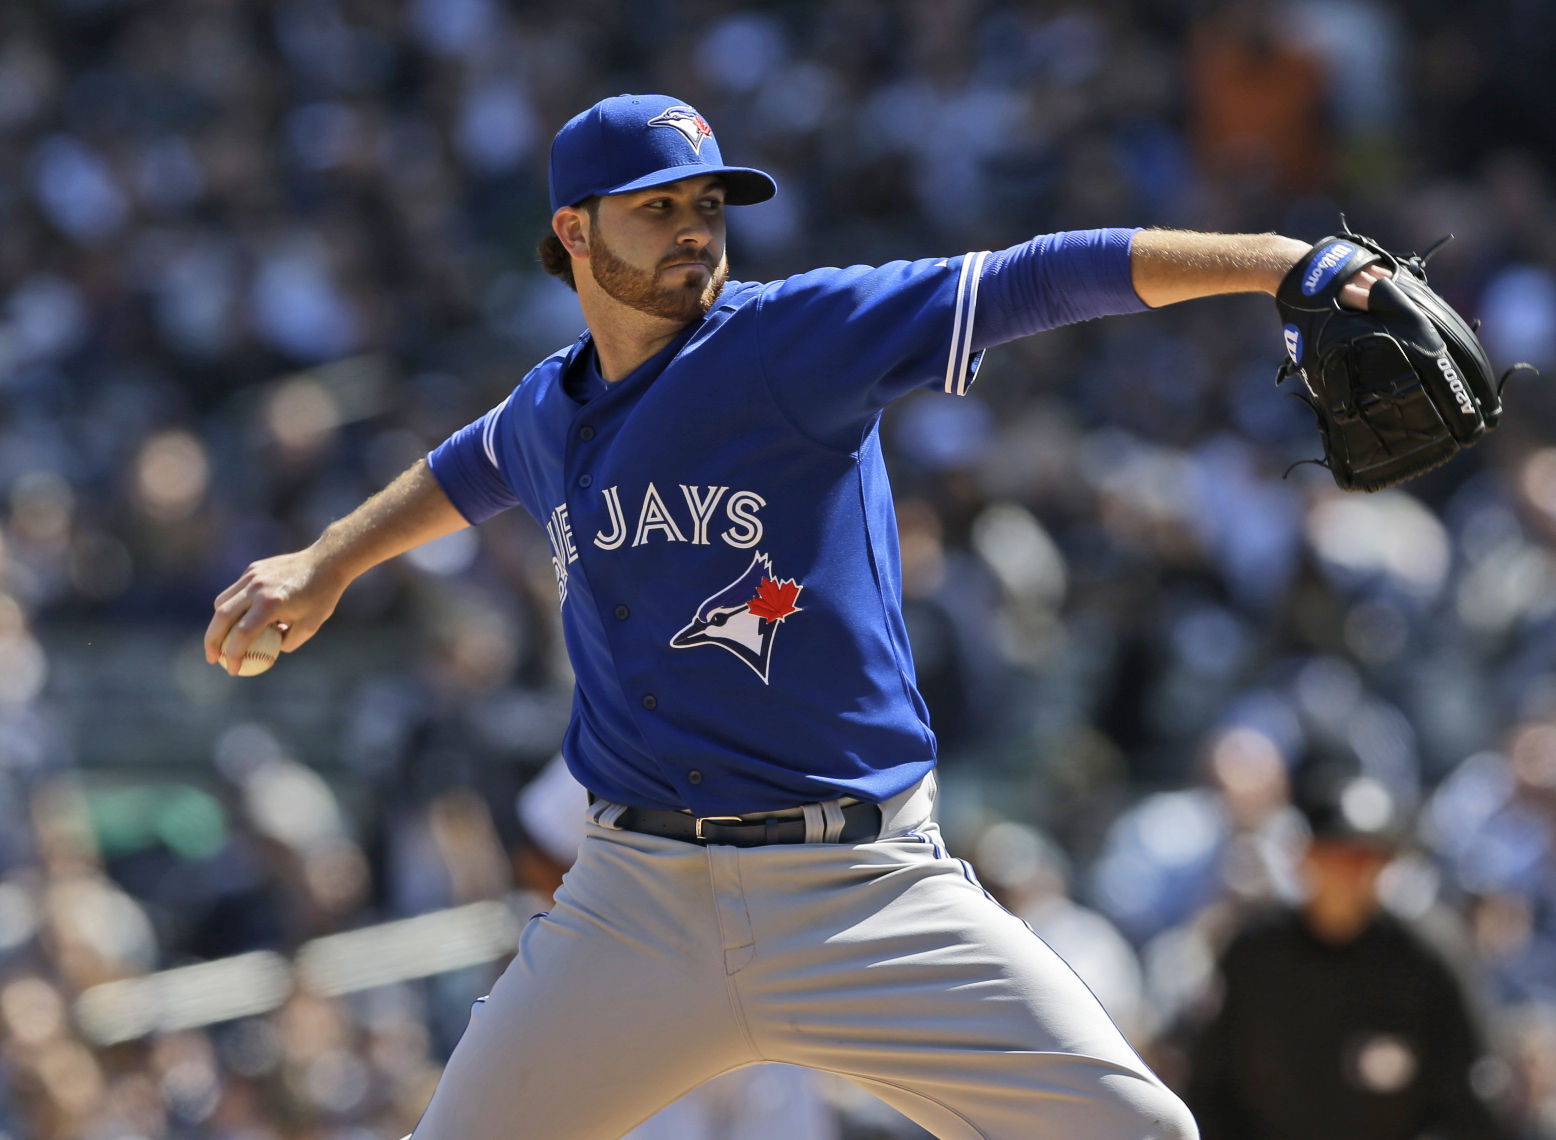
[748, 577, 802, 623]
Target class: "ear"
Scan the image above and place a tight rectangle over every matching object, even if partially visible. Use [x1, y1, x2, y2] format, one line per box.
[553, 208, 590, 259]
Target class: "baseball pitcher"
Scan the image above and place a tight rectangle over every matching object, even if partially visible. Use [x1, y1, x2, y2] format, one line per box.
[208, 93, 1502, 1139]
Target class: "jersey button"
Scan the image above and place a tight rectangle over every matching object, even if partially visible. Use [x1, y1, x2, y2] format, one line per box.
[614, 605, 630, 620]
[687, 770, 703, 785]
[579, 474, 592, 488]
[579, 425, 596, 441]
[641, 694, 657, 710]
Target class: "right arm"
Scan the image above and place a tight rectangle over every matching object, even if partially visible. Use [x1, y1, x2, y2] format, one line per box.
[204, 459, 469, 673]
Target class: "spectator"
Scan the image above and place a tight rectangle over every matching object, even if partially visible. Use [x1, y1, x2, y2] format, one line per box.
[1183, 756, 1513, 1139]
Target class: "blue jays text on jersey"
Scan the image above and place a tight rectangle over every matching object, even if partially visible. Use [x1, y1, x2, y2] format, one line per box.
[543, 479, 770, 605]
[429, 231, 1145, 816]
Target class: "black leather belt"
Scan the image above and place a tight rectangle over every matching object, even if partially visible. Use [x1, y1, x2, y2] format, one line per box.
[609, 801, 881, 847]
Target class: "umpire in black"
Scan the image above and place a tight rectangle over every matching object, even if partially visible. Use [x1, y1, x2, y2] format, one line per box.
[1183, 757, 1514, 1140]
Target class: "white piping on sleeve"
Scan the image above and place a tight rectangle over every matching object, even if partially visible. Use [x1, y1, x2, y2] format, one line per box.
[481, 394, 513, 470]
[955, 250, 991, 396]
[943, 254, 977, 395]
[943, 251, 991, 396]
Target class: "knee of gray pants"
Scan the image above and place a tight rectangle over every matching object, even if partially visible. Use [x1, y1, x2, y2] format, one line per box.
[1135, 1084, 1199, 1140]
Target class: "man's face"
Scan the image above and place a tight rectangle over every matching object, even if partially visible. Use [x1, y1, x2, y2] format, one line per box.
[1299, 837, 1392, 942]
[587, 177, 729, 322]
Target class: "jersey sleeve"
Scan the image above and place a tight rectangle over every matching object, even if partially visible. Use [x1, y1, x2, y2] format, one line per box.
[972, 228, 1145, 348]
[425, 394, 523, 524]
[752, 254, 993, 448]
[754, 230, 1144, 448]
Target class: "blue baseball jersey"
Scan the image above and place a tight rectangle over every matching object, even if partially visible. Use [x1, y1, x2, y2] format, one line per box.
[430, 233, 1143, 815]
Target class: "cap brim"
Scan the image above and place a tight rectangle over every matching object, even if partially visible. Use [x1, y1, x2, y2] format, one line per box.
[595, 165, 777, 205]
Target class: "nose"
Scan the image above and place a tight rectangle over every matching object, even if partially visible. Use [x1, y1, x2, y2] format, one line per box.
[677, 219, 711, 249]
[674, 203, 714, 248]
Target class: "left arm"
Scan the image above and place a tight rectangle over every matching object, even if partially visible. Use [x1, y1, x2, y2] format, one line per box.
[970, 228, 1387, 356]
[1130, 229, 1385, 310]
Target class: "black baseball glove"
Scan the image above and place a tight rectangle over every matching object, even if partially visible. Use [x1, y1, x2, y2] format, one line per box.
[1274, 220, 1528, 492]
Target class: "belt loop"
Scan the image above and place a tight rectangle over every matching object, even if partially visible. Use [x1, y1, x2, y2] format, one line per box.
[588, 800, 628, 830]
[820, 800, 847, 843]
[800, 802, 825, 843]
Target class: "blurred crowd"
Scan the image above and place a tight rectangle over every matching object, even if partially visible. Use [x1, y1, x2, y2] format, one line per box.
[4, 0, 1556, 1136]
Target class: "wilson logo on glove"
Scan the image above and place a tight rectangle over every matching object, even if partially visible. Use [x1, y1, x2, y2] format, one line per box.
[1301, 241, 1356, 295]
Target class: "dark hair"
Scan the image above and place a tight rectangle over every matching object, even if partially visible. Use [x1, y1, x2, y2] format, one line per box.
[537, 197, 600, 292]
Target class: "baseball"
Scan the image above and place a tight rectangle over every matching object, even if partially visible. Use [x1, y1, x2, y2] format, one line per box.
[219, 624, 284, 677]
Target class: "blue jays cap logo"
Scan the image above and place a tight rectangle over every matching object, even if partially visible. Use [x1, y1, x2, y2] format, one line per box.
[647, 106, 713, 154]
[670, 552, 803, 684]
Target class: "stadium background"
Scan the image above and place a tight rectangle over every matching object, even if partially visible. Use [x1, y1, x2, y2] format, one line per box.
[3, 0, 1556, 1135]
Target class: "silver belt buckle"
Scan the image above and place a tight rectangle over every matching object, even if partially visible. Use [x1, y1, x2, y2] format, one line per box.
[694, 815, 744, 841]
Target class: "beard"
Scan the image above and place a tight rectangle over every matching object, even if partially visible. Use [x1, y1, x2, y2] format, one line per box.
[590, 229, 728, 323]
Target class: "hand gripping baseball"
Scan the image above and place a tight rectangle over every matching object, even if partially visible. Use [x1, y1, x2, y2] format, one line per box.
[205, 549, 350, 676]
[204, 459, 471, 676]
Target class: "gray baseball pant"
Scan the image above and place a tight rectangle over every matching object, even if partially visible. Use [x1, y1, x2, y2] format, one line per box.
[412, 775, 1198, 1139]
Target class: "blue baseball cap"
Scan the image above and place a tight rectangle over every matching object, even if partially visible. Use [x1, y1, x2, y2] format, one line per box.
[548, 94, 777, 212]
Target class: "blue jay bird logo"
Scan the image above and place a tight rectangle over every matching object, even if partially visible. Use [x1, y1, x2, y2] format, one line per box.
[670, 552, 803, 684]
[647, 106, 714, 154]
